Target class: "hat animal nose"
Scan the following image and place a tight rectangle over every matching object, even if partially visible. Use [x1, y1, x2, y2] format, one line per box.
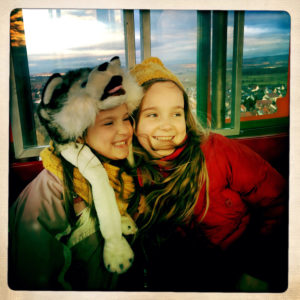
[98, 62, 109, 71]
[101, 75, 125, 100]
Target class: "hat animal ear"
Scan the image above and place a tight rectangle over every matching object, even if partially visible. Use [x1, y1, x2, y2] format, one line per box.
[110, 56, 120, 62]
[110, 56, 121, 66]
[42, 73, 63, 105]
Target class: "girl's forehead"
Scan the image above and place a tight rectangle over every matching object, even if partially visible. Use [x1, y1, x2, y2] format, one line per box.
[142, 81, 184, 107]
[96, 103, 128, 120]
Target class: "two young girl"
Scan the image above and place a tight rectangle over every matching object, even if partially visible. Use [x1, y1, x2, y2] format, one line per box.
[129, 57, 287, 292]
[9, 56, 287, 292]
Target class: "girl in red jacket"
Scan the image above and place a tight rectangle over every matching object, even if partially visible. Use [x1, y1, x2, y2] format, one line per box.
[128, 57, 288, 292]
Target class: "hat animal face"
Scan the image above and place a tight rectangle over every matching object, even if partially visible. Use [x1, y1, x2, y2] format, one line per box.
[38, 56, 143, 145]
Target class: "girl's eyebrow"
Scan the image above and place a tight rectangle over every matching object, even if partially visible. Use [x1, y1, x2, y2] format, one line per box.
[140, 107, 156, 112]
[141, 105, 184, 112]
[98, 112, 129, 122]
[99, 116, 113, 122]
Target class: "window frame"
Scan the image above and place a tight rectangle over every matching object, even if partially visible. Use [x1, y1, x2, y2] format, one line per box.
[10, 8, 290, 160]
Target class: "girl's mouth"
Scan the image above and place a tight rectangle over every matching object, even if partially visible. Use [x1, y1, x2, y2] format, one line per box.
[153, 136, 174, 141]
[113, 140, 127, 146]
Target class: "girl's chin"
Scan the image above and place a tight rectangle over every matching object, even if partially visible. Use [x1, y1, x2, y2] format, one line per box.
[153, 148, 175, 157]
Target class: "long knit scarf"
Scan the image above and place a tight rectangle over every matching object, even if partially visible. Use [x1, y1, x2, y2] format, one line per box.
[40, 146, 135, 215]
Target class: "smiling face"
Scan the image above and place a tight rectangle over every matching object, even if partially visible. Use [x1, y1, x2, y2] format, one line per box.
[136, 81, 187, 157]
[85, 103, 133, 160]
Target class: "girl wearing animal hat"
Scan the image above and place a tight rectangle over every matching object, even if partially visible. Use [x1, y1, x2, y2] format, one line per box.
[9, 57, 143, 290]
[129, 57, 288, 292]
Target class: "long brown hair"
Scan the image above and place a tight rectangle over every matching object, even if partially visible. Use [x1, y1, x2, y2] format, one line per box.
[132, 79, 210, 232]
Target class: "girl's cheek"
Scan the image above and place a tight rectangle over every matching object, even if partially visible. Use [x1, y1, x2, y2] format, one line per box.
[136, 119, 144, 136]
[127, 122, 134, 134]
[140, 118, 152, 132]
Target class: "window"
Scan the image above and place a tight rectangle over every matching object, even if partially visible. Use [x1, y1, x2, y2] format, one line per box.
[197, 11, 290, 136]
[239, 11, 290, 136]
[10, 8, 129, 159]
[10, 9, 290, 160]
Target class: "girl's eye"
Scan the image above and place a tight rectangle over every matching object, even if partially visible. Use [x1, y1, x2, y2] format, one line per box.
[103, 121, 113, 126]
[174, 112, 182, 117]
[123, 116, 130, 122]
[146, 113, 157, 118]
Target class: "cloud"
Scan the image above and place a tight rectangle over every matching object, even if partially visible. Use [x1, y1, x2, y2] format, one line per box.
[245, 11, 290, 27]
[22, 9, 124, 56]
[17, 9, 291, 73]
[151, 10, 197, 34]
[244, 26, 272, 36]
[243, 34, 290, 58]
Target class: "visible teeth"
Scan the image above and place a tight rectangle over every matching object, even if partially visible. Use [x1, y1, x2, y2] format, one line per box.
[115, 141, 126, 146]
[154, 136, 173, 141]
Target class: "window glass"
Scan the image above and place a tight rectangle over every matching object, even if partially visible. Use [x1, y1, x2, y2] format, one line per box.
[224, 11, 290, 126]
[150, 10, 197, 115]
[13, 9, 126, 146]
[240, 11, 290, 120]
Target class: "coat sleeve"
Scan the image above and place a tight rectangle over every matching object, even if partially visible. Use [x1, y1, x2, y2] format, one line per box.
[215, 134, 287, 235]
[213, 134, 288, 284]
[9, 170, 72, 290]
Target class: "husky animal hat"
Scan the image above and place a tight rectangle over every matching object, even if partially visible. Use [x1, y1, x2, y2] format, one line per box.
[38, 56, 143, 145]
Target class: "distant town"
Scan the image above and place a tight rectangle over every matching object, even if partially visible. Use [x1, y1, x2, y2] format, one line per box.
[171, 54, 288, 120]
[182, 81, 287, 119]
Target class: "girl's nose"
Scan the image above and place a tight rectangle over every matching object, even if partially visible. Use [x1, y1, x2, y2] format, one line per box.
[159, 120, 172, 130]
[117, 123, 130, 135]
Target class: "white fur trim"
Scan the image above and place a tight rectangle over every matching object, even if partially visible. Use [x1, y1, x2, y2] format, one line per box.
[54, 93, 98, 139]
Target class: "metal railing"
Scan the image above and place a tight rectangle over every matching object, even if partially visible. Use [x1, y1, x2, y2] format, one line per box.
[196, 11, 245, 135]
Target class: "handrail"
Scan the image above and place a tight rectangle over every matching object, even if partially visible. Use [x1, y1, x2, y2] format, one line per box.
[196, 11, 211, 128]
[139, 10, 151, 61]
[211, 11, 228, 130]
[123, 10, 136, 69]
[230, 11, 244, 131]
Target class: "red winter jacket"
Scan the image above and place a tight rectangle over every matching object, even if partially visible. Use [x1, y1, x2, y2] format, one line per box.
[193, 133, 287, 249]
[138, 133, 287, 250]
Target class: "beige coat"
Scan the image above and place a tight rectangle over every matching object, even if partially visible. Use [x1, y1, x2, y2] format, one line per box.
[9, 169, 117, 290]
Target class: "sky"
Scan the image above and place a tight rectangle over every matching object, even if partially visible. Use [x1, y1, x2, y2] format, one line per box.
[12, 9, 291, 74]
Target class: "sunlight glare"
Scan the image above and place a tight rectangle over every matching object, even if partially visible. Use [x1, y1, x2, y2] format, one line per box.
[22, 9, 123, 56]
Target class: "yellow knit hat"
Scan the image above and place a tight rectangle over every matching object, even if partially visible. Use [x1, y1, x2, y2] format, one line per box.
[130, 57, 185, 90]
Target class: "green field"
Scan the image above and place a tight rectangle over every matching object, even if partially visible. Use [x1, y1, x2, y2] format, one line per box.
[226, 70, 288, 88]
[241, 72, 288, 87]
